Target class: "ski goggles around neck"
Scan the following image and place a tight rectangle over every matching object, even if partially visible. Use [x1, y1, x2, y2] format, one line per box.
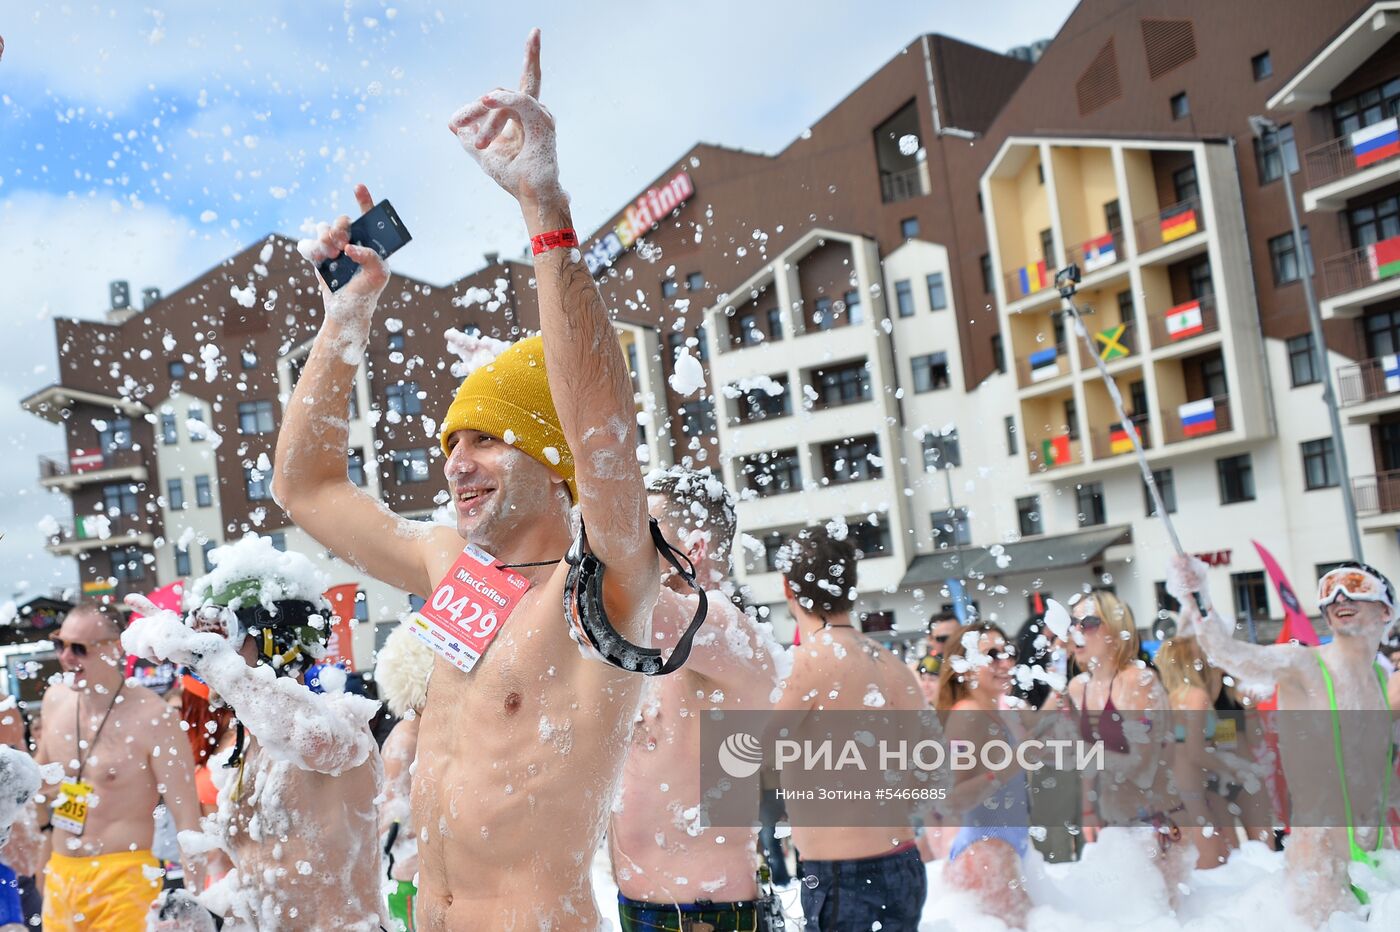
[1317, 563, 1395, 613]
[564, 517, 708, 676]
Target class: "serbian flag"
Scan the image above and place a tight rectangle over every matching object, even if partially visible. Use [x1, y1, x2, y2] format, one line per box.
[1109, 424, 1137, 455]
[1082, 233, 1117, 272]
[1179, 398, 1217, 437]
[1018, 260, 1049, 295]
[1252, 540, 1319, 646]
[1367, 234, 1400, 281]
[1160, 208, 1198, 243]
[1353, 117, 1400, 169]
[1041, 434, 1071, 467]
[1165, 300, 1204, 340]
[1029, 347, 1059, 382]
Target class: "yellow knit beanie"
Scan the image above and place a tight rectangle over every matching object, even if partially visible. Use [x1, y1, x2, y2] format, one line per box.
[437, 335, 577, 501]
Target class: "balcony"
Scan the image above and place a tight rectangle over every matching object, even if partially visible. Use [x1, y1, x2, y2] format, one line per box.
[1015, 344, 1069, 389]
[1336, 356, 1400, 423]
[1088, 416, 1151, 460]
[1319, 241, 1400, 319]
[46, 514, 156, 557]
[1302, 124, 1400, 212]
[37, 448, 148, 492]
[1064, 230, 1126, 280]
[1134, 197, 1206, 256]
[880, 165, 927, 204]
[1027, 434, 1084, 473]
[1003, 260, 1057, 306]
[1160, 394, 1233, 445]
[1353, 471, 1400, 531]
[1145, 295, 1219, 350]
[1074, 320, 1138, 371]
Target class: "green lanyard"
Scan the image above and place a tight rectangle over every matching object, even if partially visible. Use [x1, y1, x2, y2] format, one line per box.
[1315, 652, 1392, 903]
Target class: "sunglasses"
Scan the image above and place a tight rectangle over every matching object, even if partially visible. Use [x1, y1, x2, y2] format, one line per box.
[51, 637, 114, 657]
[932, 634, 950, 644]
[988, 647, 1018, 662]
[1069, 616, 1104, 632]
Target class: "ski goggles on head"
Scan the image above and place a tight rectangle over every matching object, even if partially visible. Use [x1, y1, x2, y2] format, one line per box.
[1317, 563, 1396, 613]
[917, 653, 941, 677]
[564, 516, 709, 676]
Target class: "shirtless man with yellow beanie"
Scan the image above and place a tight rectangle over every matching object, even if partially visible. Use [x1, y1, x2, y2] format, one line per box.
[273, 29, 675, 931]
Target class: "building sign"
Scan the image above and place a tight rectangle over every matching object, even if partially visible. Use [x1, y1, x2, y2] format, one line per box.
[584, 171, 695, 276]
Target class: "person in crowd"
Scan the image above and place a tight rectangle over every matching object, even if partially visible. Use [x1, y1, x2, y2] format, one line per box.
[913, 610, 961, 705]
[33, 601, 204, 931]
[1066, 589, 1191, 908]
[1007, 617, 1080, 863]
[1174, 556, 1399, 920]
[123, 536, 385, 930]
[775, 525, 933, 932]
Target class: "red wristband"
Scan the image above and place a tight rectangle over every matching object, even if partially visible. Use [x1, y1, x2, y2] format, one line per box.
[531, 228, 579, 255]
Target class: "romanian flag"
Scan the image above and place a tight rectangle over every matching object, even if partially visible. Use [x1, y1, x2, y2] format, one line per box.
[1082, 233, 1117, 272]
[1109, 424, 1138, 455]
[1353, 117, 1400, 169]
[1018, 260, 1049, 296]
[1164, 300, 1204, 340]
[1367, 234, 1400, 281]
[1160, 208, 1198, 243]
[1041, 434, 1071, 467]
[1095, 323, 1130, 361]
[1028, 347, 1060, 382]
[82, 579, 115, 597]
[1179, 398, 1218, 437]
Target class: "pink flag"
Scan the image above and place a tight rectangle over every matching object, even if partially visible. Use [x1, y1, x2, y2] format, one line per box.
[1251, 540, 1319, 645]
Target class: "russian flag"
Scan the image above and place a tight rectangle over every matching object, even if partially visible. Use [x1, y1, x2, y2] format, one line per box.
[1353, 117, 1400, 169]
[1082, 233, 1117, 272]
[1179, 398, 1218, 437]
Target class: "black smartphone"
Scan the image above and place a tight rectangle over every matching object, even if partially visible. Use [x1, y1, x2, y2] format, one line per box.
[319, 199, 413, 292]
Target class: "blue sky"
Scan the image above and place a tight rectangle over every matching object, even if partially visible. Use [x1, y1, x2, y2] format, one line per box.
[0, 1, 1077, 601]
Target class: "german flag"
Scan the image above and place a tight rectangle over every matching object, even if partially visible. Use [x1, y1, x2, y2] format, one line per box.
[1160, 208, 1198, 243]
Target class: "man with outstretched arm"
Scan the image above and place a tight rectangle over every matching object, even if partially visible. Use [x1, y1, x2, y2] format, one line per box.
[608, 467, 787, 930]
[1170, 555, 1398, 922]
[272, 29, 669, 930]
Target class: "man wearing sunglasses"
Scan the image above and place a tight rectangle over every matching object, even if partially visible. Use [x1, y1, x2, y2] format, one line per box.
[1170, 555, 1398, 921]
[33, 602, 204, 930]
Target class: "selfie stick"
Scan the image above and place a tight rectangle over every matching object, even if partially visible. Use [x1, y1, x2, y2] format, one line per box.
[1054, 265, 1211, 615]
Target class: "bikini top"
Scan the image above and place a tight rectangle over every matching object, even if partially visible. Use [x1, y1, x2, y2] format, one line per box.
[1080, 682, 1131, 754]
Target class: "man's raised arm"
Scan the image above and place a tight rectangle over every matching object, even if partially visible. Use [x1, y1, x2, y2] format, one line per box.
[449, 30, 657, 636]
[272, 185, 457, 598]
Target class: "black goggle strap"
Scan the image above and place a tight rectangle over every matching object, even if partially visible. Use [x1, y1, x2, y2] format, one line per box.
[564, 517, 709, 676]
[224, 719, 246, 770]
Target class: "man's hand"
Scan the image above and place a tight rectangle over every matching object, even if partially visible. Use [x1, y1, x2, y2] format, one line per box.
[122, 595, 226, 669]
[297, 184, 391, 311]
[447, 29, 565, 210]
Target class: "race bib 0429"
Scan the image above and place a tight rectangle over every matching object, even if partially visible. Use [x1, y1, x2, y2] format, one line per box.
[408, 544, 531, 673]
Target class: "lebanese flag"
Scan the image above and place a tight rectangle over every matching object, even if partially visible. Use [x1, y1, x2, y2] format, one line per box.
[1165, 300, 1204, 340]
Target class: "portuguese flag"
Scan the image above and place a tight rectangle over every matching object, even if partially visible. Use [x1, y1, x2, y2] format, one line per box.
[1041, 434, 1071, 467]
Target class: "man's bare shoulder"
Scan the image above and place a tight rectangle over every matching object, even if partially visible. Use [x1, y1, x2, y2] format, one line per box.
[117, 683, 177, 721]
[419, 524, 472, 580]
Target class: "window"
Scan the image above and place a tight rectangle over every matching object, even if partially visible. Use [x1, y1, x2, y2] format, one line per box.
[1187, 258, 1213, 299]
[738, 449, 802, 497]
[1268, 228, 1313, 285]
[738, 313, 762, 346]
[237, 400, 275, 434]
[109, 546, 145, 583]
[168, 361, 186, 379]
[992, 333, 1006, 374]
[1201, 355, 1228, 399]
[1254, 123, 1298, 183]
[1039, 228, 1054, 265]
[201, 540, 217, 574]
[1016, 496, 1042, 537]
[1288, 334, 1318, 386]
[911, 353, 950, 393]
[188, 406, 206, 441]
[167, 478, 185, 512]
[1155, 581, 1181, 617]
[930, 508, 971, 549]
[686, 272, 704, 292]
[900, 217, 919, 239]
[347, 385, 360, 421]
[269, 532, 287, 552]
[195, 475, 213, 508]
[895, 280, 915, 317]
[1217, 454, 1255, 504]
[1172, 165, 1199, 203]
[98, 417, 133, 451]
[926, 273, 947, 311]
[980, 254, 993, 293]
[814, 297, 834, 330]
[394, 449, 431, 484]
[161, 412, 178, 445]
[1116, 290, 1134, 320]
[813, 362, 872, 407]
[765, 308, 784, 342]
[820, 435, 882, 485]
[737, 376, 791, 423]
[348, 448, 368, 487]
[241, 350, 258, 370]
[1144, 469, 1177, 516]
[385, 382, 422, 417]
[661, 278, 678, 299]
[1347, 195, 1400, 249]
[1301, 438, 1339, 490]
[1037, 163, 1045, 184]
[696, 325, 709, 363]
[1064, 398, 1080, 441]
[667, 331, 685, 362]
[102, 482, 138, 516]
[245, 466, 271, 501]
[1232, 571, 1270, 622]
[922, 429, 961, 470]
[1004, 415, 1017, 456]
[1251, 51, 1272, 81]
[175, 545, 191, 578]
[760, 531, 788, 573]
[387, 333, 405, 352]
[1330, 77, 1400, 138]
[1104, 199, 1122, 234]
[844, 290, 863, 325]
[679, 398, 717, 437]
[849, 519, 892, 558]
[1365, 308, 1400, 358]
[1170, 92, 1189, 120]
[1076, 482, 1106, 527]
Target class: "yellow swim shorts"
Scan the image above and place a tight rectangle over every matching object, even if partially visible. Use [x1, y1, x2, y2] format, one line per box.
[43, 850, 161, 931]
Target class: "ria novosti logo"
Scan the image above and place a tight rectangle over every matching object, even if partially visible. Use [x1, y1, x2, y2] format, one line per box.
[717, 732, 763, 778]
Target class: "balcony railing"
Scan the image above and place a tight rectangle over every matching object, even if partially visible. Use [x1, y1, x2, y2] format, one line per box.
[1064, 230, 1125, 275]
[1320, 242, 1400, 300]
[46, 514, 153, 547]
[1160, 394, 1233, 445]
[880, 165, 927, 204]
[1303, 128, 1400, 191]
[1134, 197, 1205, 253]
[1074, 319, 1137, 369]
[1027, 435, 1083, 472]
[1003, 261, 1055, 303]
[1145, 295, 1219, 349]
[1353, 470, 1400, 516]
[1337, 357, 1400, 407]
[1015, 343, 1069, 388]
[38, 447, 145, 481]
[1089, 416, 1151, 460]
